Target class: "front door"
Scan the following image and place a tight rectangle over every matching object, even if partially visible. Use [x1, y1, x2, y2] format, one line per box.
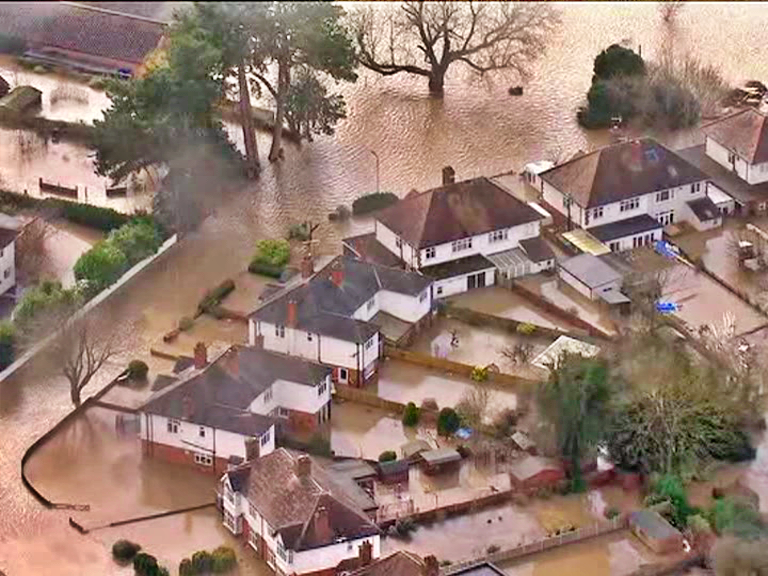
[467, 272, 486, 290]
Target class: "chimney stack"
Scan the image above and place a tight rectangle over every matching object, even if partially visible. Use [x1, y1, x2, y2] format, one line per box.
[422, 555, 439, 576]
[330, 259, 344, 287]
[301, 254, 314, 279]
[359, 541, 373, 566]
[442, 166, 455, 186]
[314, 505, 331, 542]
[296, 454, 312, 478]
[287, 299, 298, 328]
[193, 341, 207, 369]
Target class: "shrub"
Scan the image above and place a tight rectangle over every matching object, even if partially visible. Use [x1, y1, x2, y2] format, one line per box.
[133, 552, 159, 576]
[107, 220, 161, 265]
[288, 222, 311, 241]
[516, 322, 537, 336]
[48, 200, 129, 231]
[211, 546, 237, 573]
[88, 76, 108, 90]
[352, 192, 399, 215]
[248, 260, 285, 278]
[470, 365, 488, 382]
[179, 558, 193, 576]
[13, 281, 80, 328]
[198, 279, 236, 314]
[178, 316, 194, 331]
[710, 496, 763, 537]
[486, 544, 501, 554]
[378, 450, 397, 462]
[687, 514, 711, 535]
[437, 407, 460, 437]
[604, 507, 620, 520]
[74, 240, 128, 297]
[402, 402, 420, 426]
[394, 517, 416, 537]
[650, 474, 694, 529]
[127, 359, 149, 380]
[249, 239, 290, 277]
[112, 539, 141, 562]
[0, 320, 15, 369]
[191, 550, 214, 574]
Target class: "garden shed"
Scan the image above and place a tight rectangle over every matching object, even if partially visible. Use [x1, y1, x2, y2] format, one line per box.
[377, 459, 409, 485]
[509, 456, 564, 490]
[629, 510, 684, 555]
[419, 447, 461, 475]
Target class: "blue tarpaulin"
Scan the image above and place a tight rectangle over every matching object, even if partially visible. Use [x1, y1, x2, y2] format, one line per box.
[656, 301, 680, 314]
[456, 427, 473, 440]
[655, 240, 678, 260]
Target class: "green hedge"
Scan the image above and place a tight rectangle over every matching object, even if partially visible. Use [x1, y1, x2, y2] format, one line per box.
[249, 239, 290, 278]
[13, 281, 81, 329]
[352, 192, 399, 215]
[378, 450, 397, 462]
[0, 321, 14, 369]
[198, 279, 235, 315]
[112, 539, 141, 562]
[247, 260, 285, 278]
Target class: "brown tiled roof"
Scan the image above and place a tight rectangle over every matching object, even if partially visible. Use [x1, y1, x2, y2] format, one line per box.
[234, 449, 379, 551]
[0, 2, 165, 65]
[347, 551, 425, 576]
[702, 108, 768, 164]
[540, 138, 708, 209]
[376, 177, 541, 249]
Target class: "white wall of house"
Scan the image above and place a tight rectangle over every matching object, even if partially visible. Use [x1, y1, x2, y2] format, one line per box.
[139, 413, 275, 462]
[747, 161, 768, 185]
[0, 241, 15, 296]
[292, 535, 381, 575]
[706, 136, 756, 182]
[249, 376, 331, 416]
[353, 293, 380, 322]
[542, 181, 586, 227]
[433, 268, 495, 299]
[679, 203, 722, 232]
[378, 288, 431, 322]
[375, 221, 418, 268]
[604, 228, 662, 253]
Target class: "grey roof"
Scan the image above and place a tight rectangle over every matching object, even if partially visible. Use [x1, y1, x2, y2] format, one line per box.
[141, 345, 330, 436]
[420, 447, 461, 465]
[449, 562, 507, 576]
[421, 254, 495, 281]
[251, 256, 431, 343]
[629, 510, 681, 540]
[376, 177, 542, 249]
[702, 108, 768, 164]
[400, 439, 432, 459]
[687, 196, 721, 222]
[327, 459, 377, 480]
[559, 253, 622, 289]
[588, 214, 662, 243]
[343, 233, 404, 268]
[540, 138, 709, 209]
[519, 236, 556, 263]
[377, 459, 409, 476]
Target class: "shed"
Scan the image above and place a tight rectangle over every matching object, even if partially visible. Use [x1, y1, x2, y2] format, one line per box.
[511, 431, 536, 454]
[0, 85, 42, 116]
[629, 510, 684, 555]
[531, 335, 600, 370]
[558, 253, 627, 303]
[509, 456, 564, 490]
[400, 439, 432, 462]
[419, 447, 462, 475]
[377, 459, 409, 485]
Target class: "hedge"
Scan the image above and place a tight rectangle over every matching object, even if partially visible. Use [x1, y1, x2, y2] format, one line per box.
[107, 220, 162, 265]
[74, 240, 129, 297]
[249, 239, 290, 278]
[112, 539, 141, 562]
[378, 450, 397, 462]
[0, 320, 14, 369]
[198, 279, 235, 315]
[352, 192, 399, 215]
[127, 359, 149, 380]
[247, 260, 285, 278]
[13, 280, 81, 328]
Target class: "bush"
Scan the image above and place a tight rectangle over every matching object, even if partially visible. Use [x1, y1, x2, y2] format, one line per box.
[211, 546, 237, 573]
[127, 359, 149, 380]
[50, 200, 130, 231]
[249, 239, 290, 277]
[288, 222, 311, 241]
[112, 539, 141, 562]
[470, 365, 488, 382]
[516, 322, 537, 336]
[710, 496, 763, 537]
[179, 558, 193, 576]
[191, 550, 213, 574]
[0, 320, 15, 369]
[402, 402, 420, 426]
[247, 260, 285, 278]
[74, 240, 128, 297]
[394, 517, 416, 537]
[650, 474, 694, 529]
[88, 76, 108, 90]
[604, 507, 620, 520]
[133, 553, 159, 576]
[687, 514, 711, 535]
[13, 281, 80, 328]
[378, 450, 397, 462]
[197, 279, 235, 314]
[107, 220, 162, 266]
[352, 192, 399, 215]
[437, 407, 460, 437]
[486, 544, 501, 554]
[178, 316, 194, 331]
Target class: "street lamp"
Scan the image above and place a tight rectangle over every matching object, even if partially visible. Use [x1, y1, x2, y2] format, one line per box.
[370, 149, 380, 194]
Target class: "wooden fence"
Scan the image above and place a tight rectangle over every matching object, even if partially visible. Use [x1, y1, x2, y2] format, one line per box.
[39, 177, 77, 198]
[334, 383, 414, 414]
[443, 515, 628, 574]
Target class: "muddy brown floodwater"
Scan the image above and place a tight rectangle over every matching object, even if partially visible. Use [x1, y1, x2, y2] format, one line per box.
[5, 3, 768, 574]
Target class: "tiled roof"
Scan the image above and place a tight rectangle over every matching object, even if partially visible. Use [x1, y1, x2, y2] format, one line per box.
[231, 449, 380, 551]
[376, 177, 542, 249]
[343, 233, 404, 268]
[540, 138, 708, 208]
[347, 551, 425, 576]
[702, 108, 768, 164]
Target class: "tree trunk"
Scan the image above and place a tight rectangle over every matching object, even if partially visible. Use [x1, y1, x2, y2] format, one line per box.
[70, 382, 81, 408]
[269, 61, 289, 162]
[428, 66, 446, 96]
[238, 60, 260, 177]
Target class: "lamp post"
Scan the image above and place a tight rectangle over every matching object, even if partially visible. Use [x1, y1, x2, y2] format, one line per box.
[370, 149, 380, 194]
[564, 193, 573, 232]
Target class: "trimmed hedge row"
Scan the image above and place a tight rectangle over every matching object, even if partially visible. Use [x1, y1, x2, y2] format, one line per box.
[352, 192, 398, 215]
[198, 279, 235, 315]
[248, 239, 290, 278]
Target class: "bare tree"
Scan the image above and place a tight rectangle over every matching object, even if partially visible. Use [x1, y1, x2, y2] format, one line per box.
[502, 342, 533, 365]
[456, 383, 491, 428]
[659, 0, 685, 24]
[15, 217, 56, 285]
[354, 1, 560, 95]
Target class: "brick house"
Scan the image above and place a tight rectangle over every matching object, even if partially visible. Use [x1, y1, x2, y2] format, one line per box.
[220, 448, 381, 576]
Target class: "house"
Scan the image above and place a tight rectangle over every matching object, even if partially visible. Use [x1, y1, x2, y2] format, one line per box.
[139, 343, 335, 472]
[539, 139, 718, 252]
[0, 214, 22, 297]
[345, 551, 439, 576]
[249, 255, 433, 387]
[509, 456, 565, 490]
[219, 448, 381, 576]
[0, 2, 166, 76]
[678, 108, 768, 215]
[558, 253, 629, 306]
[629, 510, 684, 555]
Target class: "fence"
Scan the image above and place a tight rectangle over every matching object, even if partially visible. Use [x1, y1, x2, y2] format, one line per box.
[334, 383, 413, 414]
[39, 177, 77, 198]
[443, 515, 628, 574]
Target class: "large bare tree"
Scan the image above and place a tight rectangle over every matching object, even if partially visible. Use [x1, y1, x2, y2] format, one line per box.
[354, 1, 560, 95]
[14, 216, 56, 286]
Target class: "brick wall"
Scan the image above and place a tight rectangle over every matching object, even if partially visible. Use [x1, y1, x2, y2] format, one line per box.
[141, 440, 228, 475]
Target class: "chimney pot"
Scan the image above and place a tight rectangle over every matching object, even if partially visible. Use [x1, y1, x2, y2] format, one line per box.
[442, 166, 455, 186]
[313, 504, 332, 542]
[423, 555, 439, 576]
[193, 341, 207, 369]
[330, 259, 344, 287]
[359, 540, 373, 566]
[287, 299, 298, 328]
[296, 454, 312, 478]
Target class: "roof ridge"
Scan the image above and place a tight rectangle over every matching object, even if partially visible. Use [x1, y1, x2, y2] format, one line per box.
[701, 107, 754, 130]
[61, 1, 169, 25]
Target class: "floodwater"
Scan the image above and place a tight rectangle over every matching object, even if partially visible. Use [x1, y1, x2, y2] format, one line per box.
[331, 400, 419, 460]
[5, 3, 768, 573]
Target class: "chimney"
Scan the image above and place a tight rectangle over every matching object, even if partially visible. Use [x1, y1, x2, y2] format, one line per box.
[314, 505, 331, 542]
[330, 259, 344, 287]
[287, 299, 298, 328]
[422, 555, 439, 576]
[442, 166, 455, 186]
[245, 438, 261, 461]
[296, 454, 312, 478]
[182, 394, 194, 419]
[193, 341, 207, 369]
[359, 541, 373, 566]
[301, 254, 314, 279]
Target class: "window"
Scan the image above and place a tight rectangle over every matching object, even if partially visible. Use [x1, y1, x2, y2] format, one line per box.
[277, 542, 288, 562]
[366, 297, 375, 311]
[318, 381, 328, 396]
[692, 182, 701, 193]
[436, 286, 443, 296]
[264, 388, 273, 403]
[591, 207, 604, 220]
[3, 268, 9, 280]
[248, 525, 259, 551]
[728, 152, 737, 165]
[307, 332, 313, 342]
[275, 324, 285, 338]
[365, 336, 375, 350]
[194, 453, 213, 467]
[225, 484, 235, 503]
[199, 426, 205, 438]
[224, 510, 237, 533]
[488, 229, 508, 243]
[260, 428, 271, 447]
[249, 502, 257, 519]
[167, 419, 180, 434]
[620, 198, 639, 212]
[609, 241, 620, 252]
[0, 248, 4, 258]
[424, 246, 436, 260]
[656, 190, 671, 202]
[277, 407, 289, 418]
[451, 237, 472, 253]
[395, 237, 402, 248]
[339, 368, 349, 382]
[419, 290, 427, 303]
